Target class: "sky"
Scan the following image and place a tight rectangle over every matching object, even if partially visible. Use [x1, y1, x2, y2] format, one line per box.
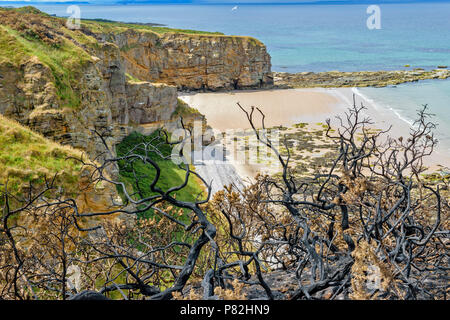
[2, 0, 450, 4]
[2, 0, 450, 3]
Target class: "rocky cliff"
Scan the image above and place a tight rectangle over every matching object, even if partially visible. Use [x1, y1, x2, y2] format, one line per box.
[0, 7, 273, 160]
[102, 29, 273, 90]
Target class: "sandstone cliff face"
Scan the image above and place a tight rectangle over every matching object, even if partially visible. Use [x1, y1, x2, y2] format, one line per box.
[0, 35, 178, 159]
[126, 81, 178, 124]
[100, 29, 273, 91]
[0, 8, 273, 159]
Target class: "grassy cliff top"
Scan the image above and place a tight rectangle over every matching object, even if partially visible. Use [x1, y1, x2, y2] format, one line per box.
[80, 17, 263, 44]
[80, 17, 225, 36]
[0, 114, 84, 195]
[0, 6, 261, 40]
[0, 7, 96, 108]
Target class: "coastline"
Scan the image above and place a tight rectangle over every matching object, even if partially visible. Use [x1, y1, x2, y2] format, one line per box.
[180, 89, 342, 131]
[180, 89, 347, 187]
[0, 4, 448, 302]
[336, 87, 450, 171]
[181, 87, 450, 189]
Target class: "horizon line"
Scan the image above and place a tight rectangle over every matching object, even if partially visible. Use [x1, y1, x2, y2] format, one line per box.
[3, 0, 450, 5]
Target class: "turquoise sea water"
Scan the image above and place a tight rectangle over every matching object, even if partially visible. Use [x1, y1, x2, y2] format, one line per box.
[6, 3, 450, 158]
[357, 79, 450, 154]
[17, 3, 450, 72]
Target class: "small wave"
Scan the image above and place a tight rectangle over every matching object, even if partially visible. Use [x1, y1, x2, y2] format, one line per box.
[351, 87, 415, 127]
[386, 106, 415, 127]
[351, 87, 379, 111]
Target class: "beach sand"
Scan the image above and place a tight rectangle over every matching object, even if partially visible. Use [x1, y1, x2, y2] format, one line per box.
[180, 89, 347, 185]
[179, 89, 343, 131]
[180, 88, 450, 187]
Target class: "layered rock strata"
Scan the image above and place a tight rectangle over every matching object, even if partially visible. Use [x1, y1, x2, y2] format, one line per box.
[103, 30, 273, 90]
[0, 7, 273, 159]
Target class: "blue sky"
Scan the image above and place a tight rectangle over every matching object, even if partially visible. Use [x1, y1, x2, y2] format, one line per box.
[2, 0, 450, 4]
[1, 0, 450, 3]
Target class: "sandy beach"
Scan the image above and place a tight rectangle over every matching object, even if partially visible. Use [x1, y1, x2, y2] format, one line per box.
[180, 88, 450, 188]
[179, 89, 344, 131]
[180, 89, 348, 186]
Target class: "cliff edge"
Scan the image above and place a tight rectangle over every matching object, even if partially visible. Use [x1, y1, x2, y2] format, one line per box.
[0, 7, 273, 159]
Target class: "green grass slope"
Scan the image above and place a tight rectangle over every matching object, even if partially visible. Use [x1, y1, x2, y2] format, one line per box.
[116, 131, 206, 220]
[0, 114, 83, 195]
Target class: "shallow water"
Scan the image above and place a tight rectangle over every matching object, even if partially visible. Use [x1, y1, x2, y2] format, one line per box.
[357, 79, 450, 155]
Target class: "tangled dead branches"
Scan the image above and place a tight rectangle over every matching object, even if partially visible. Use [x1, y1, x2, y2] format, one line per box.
[1, 102, 448, 300]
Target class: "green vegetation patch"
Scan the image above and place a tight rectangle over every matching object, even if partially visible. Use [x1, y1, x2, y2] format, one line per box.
[116, 131, 205, 220]
[0, 23, 92, 108]
[81, 18, 224, 36]
[125, 73, 144, 83]
[2, 26, 91, 107]
[0, 7, 96, 109]
[0, 114, 83, 196]
[172, 99, 203, 119]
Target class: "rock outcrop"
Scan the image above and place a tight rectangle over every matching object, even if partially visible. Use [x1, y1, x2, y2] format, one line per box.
[126, 81, 178, 124]
[0, 46, 178, 159]
[103, 29, 273, 90]
[273, 69, 450, 88]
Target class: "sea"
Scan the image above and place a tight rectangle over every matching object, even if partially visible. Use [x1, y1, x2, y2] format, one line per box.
[5, 2, 450, 156]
